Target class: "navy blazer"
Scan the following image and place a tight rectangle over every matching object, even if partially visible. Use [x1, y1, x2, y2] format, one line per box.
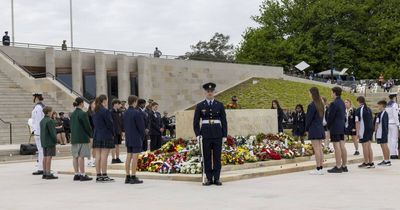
[148, 110, 163, 135]
[92, 107, 114, 141]
[327, 97, 346, 135]
[346, 108, 356, 130]
[376, 111, 389, 141]
[355, 105, 374, 140]
[305, 102, 325, 139]
[193, 100, 228, 139]
[123, 107, 145, 147]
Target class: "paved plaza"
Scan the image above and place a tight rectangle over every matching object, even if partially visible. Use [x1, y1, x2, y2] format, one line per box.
[0, 145, 399, 210]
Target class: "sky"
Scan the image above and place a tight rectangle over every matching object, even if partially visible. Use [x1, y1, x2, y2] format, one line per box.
[0, 0, 263, 56]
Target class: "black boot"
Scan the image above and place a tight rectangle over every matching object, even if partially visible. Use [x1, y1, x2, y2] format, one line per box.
[125, 175, 131, 184]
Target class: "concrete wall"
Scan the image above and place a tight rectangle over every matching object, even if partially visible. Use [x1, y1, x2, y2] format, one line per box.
[138, 57, 283, 113]
[176, 109, 278, 138]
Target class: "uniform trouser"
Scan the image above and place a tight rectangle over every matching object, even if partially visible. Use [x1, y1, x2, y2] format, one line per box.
[34, 135, 43, 171]
[388, 124, 399, 156]
[202, 138, 222, 181]
[150, 135, 162, 151]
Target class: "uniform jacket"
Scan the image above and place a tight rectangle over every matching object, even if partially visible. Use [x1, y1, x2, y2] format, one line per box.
[292, 111, 306, 135]
[345, 108, 356, 131]
[2, 35, 10, 45]
[40, 116, 57, 148]
[355, 105, 374, 140]
[31, 102, 45, 135]
[148, 110, 163, 135]
[193, 99, 228, 139]
[375, 111, 389, 141]
[93, 107, 114, 141]
[327, 97, 346, 135]
[305, 102, 325, 139]
[123, 107, 145, 147]
[277, 108, 286, 132]
[111, 108, 124, 135]
[70, 108, 93, 144]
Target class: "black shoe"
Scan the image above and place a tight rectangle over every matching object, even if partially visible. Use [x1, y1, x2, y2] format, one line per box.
[341, 166, 348, 172]
[111, 159, 118, 164]
[115, 158, 123, 164]
[390, 155, 399, 159]
[96, 177, 104, 183]
[42, 175, 47, 179]
[73, 174, 81, 181]
[125, 176, 131, 184]
[367, 163, 375, 168]
[214, 180, 223, 186]
[386, 161, 392, 166]
[102, 176, 115, 183]
[46, 174, 58, 180]
[358, 163, 368, 168]
[130, 176, 143, 184]
[80, 175, 93, 181]
[377, 160, 386, 166]
[202, 180, 213, 186]
[327, 166, 343, 173]
[32, 170, 44, 175]
[354, 151, 360, 156]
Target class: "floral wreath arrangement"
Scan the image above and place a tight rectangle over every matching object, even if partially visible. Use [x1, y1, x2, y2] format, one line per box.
[137, 133, 317, 174]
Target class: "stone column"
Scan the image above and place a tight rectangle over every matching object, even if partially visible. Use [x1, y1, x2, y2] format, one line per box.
[71, 50, 83, 94]
[95, 52, 107, 95]
[45, 47, 56, 76]
[137, 56, 151, 99]
[117, 54, 130, 101]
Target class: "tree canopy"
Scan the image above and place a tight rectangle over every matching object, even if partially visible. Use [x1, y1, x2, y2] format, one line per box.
[236, 0, 400, 79]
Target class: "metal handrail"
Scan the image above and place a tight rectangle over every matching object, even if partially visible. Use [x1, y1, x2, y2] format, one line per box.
[0, 118, 12, 144]
[0, 47, 90, 103]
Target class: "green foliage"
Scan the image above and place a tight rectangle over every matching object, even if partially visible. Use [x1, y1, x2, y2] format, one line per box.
[185, 33, 235, 62]
[215, 78, 357, 110]
[236, 0, 400, 79]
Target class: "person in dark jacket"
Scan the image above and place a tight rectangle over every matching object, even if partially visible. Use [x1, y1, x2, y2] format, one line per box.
[355, 96, 375, 169]
[326, 87, 348, 173]
[271, 100, 286, 133]
[92, 94, 115, 183]
[292, 104, 306, 143]
[345, 99, 359, 155]
[305, 87, 326, 175]
[2, 31, 10, 46]
[321, 97, 332, 152]
[70, 97, 93, 181]
[123, 95, 145, 184]
[59, 112, 71, 143]
[136, 99, 150, 151]
[110, 99, 124, 164]
[148, 102, 164, 151]
[375, 100, 391, 166]
[86, 100, 96, 167]
[40, 106, 58, 180]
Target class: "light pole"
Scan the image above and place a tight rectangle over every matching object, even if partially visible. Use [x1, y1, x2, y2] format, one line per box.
[11, 0, 15, 45]
[69, 0, 74, 48]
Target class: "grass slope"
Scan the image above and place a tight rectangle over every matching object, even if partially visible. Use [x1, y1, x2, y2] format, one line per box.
[215, 78, 357, 111]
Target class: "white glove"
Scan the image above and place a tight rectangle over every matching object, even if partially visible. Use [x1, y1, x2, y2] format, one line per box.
[223, 137, 227, 143]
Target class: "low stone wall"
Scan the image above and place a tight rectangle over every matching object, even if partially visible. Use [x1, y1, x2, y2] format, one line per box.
[175, 109, 278, 138]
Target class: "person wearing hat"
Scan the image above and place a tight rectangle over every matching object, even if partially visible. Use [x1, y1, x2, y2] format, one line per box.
[386, 93, 399, 159]
[2, 31, 10, 46]
[226, 96, 241, 109]
[193, 82, 227, 186]
[31, 92, 45, 175]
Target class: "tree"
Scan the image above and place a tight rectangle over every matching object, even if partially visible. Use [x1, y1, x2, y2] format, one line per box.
[236, 0, 400, 79]
[185, 33, 235, 62]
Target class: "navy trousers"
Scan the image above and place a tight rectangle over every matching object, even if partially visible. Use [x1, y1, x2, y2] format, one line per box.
[202, 138, 222, 181]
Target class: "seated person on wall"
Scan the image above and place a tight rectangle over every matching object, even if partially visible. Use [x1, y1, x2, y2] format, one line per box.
[61, 40, 67, 50]
[226, 96, 241, 109]
[2, 31, 10, 46]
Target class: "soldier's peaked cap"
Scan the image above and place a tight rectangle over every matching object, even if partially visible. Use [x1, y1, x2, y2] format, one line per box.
[203, 82, 216, 91]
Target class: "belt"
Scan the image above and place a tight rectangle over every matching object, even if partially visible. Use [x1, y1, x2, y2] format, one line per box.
[202, 120, 221, 125]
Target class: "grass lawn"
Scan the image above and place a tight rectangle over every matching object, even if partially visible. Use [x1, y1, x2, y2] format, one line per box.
[215, 78, 357, 111]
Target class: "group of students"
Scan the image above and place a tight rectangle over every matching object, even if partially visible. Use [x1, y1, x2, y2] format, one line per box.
[303, 86, 399, 175]
[31, 92, 165, 184]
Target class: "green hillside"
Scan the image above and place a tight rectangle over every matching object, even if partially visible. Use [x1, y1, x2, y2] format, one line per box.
[215, 78, 357, 111]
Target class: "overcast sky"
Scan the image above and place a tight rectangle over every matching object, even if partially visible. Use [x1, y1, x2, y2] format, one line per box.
[0, 0, 262, 55]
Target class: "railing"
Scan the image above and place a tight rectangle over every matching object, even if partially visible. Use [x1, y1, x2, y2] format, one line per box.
[0, 118, 12, 144]
[0, 47, 90, 103]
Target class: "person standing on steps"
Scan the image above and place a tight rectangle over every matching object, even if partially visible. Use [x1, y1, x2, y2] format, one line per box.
[386, 93, 399, 159]
[193, 82, 227, 186]
[327, 87, 348, 173]
[31, 92, 45, 176]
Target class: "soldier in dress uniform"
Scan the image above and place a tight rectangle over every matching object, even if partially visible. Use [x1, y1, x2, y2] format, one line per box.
[386, 93, 399, 159]
[193, 82, 227, 186]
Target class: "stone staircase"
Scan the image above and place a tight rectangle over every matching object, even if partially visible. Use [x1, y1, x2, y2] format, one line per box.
[354, 87, 397, 112]
[0, 70, 71, 145]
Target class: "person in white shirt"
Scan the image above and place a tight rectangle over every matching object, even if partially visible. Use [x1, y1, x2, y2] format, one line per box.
[386, 93, 399, 159]
[31, 93, 45, 175]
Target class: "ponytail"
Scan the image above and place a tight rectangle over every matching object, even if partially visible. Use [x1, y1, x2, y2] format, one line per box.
[73, 97, 84, 107]
[94, 94, 107, 113]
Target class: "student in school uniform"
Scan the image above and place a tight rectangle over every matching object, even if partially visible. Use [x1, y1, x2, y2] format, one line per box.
[355, 96, 375, 169]
[375, 100, 391, 166]
[110, 99, 124, 164]
[292, 104, 306, 144]
[40, 106, 58, 180]
[305, 87, 326, 175]
[272, 100, 286, 133]
[344, 99, 359, 155]
[321, 97, 332, 152]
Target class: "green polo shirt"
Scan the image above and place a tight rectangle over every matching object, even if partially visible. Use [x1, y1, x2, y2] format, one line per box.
[70, 107, 93, 144]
